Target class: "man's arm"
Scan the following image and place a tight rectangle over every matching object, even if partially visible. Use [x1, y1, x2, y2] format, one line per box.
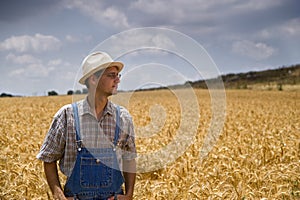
[123, 159, 136, 198]
[44, 162, 67, 200]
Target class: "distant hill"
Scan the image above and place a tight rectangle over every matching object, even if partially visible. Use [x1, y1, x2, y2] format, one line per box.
[134, 64, 300, 92]
[191, 64, 300, 90]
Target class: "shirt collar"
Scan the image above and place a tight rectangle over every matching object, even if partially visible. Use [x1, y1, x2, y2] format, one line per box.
[82, 97, 114, 116]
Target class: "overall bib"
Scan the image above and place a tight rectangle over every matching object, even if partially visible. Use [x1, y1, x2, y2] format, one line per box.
[64, 103, 124, 200]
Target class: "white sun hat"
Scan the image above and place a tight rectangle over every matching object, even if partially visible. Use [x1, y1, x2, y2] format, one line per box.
[78, 51, 124, 85]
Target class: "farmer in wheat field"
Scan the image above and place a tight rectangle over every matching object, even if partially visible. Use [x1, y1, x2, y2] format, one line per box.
[37, 51, 136, 200]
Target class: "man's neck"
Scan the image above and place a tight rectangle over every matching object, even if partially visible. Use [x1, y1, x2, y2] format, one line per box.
[87, 93, 108, 120]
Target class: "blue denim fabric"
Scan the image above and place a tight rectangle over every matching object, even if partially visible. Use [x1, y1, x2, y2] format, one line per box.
[64, 103, 124, 200]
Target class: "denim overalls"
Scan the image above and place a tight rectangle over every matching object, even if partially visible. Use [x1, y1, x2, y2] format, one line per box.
[64, 103, 124, 200]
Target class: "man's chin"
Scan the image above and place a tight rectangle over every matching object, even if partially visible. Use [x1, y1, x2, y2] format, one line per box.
[112, 88, 118, 95]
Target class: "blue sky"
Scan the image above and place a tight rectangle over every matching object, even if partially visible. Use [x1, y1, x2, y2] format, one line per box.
[0, 0, 299, 96]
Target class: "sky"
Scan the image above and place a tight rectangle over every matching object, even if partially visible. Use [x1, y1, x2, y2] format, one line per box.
[0, 0, 299, 96]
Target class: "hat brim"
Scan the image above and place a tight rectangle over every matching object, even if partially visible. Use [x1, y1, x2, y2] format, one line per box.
[78, 61, 123, 85]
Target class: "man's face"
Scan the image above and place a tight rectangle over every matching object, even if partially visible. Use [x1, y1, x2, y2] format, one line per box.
[96, 66, 121, 96]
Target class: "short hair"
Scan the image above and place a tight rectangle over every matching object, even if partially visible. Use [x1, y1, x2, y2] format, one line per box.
[85, 69, 104, 88]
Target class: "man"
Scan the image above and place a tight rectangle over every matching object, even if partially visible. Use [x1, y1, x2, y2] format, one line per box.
[37, 52, 136, 200]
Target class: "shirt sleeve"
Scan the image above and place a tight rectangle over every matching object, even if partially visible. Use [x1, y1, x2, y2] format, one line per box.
[36, 106, 68, 163]
[120, 108, 137, 160]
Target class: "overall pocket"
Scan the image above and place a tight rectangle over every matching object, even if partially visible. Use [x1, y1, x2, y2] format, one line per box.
[80, 156, 113, 188]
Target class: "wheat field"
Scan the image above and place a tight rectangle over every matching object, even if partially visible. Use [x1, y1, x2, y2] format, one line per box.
[0, 89, 299, 199]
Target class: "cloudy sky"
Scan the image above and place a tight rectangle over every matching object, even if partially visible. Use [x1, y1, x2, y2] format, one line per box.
[0, 0, 299, 96]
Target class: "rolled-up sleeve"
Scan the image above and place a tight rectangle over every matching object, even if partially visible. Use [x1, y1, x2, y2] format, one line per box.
[37, 107, 67, 163]
[120, 109, 137, 160]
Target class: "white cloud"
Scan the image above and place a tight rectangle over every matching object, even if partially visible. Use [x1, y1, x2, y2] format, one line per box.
[65, 34, 93, 43]
[232, 0, 283, 11]
[129, 0, 284, 24]
[6, 53, 41, 64]
[97, 30, 177, 57]
[64, 0, 129, 29]
[278, 18, 300, 37]
[0, 34, 61, 53]
[130, 0, 171, 14]
[66, 35, 79, 43]
[5, 53, 51, 77]
[232, 40, 276, 60]
[9, 63, 54, 78]
[103, 6, 130, 28]
[8, 56, 70, 79]
[129, 0, 210, 25]
[256, 18, 300, 40]
[61, 71, 77, 81]
[130, 0, 223, 14]
[47, 59, 62, 66]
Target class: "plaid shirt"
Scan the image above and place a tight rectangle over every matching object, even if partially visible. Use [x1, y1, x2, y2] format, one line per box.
[37, 97, 136, 177]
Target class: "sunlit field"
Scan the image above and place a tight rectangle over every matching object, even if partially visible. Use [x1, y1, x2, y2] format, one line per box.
[0, 89, 299, 199]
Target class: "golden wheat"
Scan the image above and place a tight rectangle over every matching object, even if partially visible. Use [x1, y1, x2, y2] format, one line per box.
[0, 89, 299, 199]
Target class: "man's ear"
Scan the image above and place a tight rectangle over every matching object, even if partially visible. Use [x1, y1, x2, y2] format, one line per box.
[89, 75, 97, 85]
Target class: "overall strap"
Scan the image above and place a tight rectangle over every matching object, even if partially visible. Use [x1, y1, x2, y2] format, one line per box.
[113, 106, 121, 146]
[72, 103, 120, 149]
[72, 103, 82, 151]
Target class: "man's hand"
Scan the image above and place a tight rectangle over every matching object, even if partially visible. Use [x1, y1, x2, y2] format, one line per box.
[44, 162, 67, 200]
[52, 193, 71, 200]
[108, 194, 133, 200]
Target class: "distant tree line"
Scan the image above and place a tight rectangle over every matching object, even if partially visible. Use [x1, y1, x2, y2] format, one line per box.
[48, 91, 58, 96]
[48, 88, 88, 96]
[0, 88, 88, 97]
[0, 92, 13, 97]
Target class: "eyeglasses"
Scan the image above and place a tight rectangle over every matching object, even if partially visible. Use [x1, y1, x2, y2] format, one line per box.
[104, 73, 121, 79]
